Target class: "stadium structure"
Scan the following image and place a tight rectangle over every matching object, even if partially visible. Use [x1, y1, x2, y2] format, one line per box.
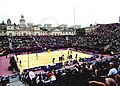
[0, 15, 120, 86]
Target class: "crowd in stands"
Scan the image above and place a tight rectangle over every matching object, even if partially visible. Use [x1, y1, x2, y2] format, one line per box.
[0, 54, 120, 86]
[0, 23, 119, 55]
[90, 23, 120, 35]
[17, 54, 120, 86]
[0, 36, 9, 50]
[0, 23, 120, 86]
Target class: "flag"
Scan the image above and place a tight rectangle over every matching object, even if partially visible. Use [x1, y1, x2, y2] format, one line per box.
[48, 49, 50, 54]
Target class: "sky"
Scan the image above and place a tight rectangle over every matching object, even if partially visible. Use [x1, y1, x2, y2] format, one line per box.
[0, 0, 120, 27]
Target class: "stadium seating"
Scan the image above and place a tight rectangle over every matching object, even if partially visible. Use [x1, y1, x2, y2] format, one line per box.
[0, 23, 120, 86]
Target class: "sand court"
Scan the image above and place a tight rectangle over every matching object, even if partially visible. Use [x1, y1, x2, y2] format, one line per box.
[17, 49, 92, 72]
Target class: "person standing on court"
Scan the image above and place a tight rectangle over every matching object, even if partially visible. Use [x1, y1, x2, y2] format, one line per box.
[75, 54, 78, 59]
[36, 53, 38, 59]
[20, 60, 22, 66]
[52, 58, 55, 64]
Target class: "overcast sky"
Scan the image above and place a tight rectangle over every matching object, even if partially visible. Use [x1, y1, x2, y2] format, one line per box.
[0, 0, 120, 27]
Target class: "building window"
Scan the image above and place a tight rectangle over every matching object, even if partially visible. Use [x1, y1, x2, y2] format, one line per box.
[36, 33, 39, 36]
[9, 33, 12, 36]
[23, 33, 26, 36]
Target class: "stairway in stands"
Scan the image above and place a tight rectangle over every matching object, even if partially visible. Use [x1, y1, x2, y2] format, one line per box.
[10, 80, 28, 86]
[32, 36, 40, 47]
[9, 75, 28, 86]
[8, 37, 13, 49]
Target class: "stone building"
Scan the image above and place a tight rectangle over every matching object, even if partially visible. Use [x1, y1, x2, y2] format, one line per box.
[0, 15, 79, 36]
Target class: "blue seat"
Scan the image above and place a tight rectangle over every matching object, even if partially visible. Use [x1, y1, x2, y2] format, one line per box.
[47, 67, 52, 71]
[34, 66, 42, 71]
[54, 65, 61, 69]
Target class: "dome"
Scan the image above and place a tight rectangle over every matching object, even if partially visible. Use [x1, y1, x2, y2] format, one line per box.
[20, 15, 25, 22]
[7, 18, 11, 25]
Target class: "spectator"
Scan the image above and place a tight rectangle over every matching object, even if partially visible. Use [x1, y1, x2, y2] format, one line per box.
[105, 78, 117, 86]
[107, 62, 118, 78]
[117, 64, 120, 72]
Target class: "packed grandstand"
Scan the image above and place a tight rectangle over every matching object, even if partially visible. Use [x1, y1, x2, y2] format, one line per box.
[0, 23, 120, 86]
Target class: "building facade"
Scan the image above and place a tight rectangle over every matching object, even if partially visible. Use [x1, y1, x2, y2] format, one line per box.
[0, 15, 97, 36]
[0, 15, 78, 36]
